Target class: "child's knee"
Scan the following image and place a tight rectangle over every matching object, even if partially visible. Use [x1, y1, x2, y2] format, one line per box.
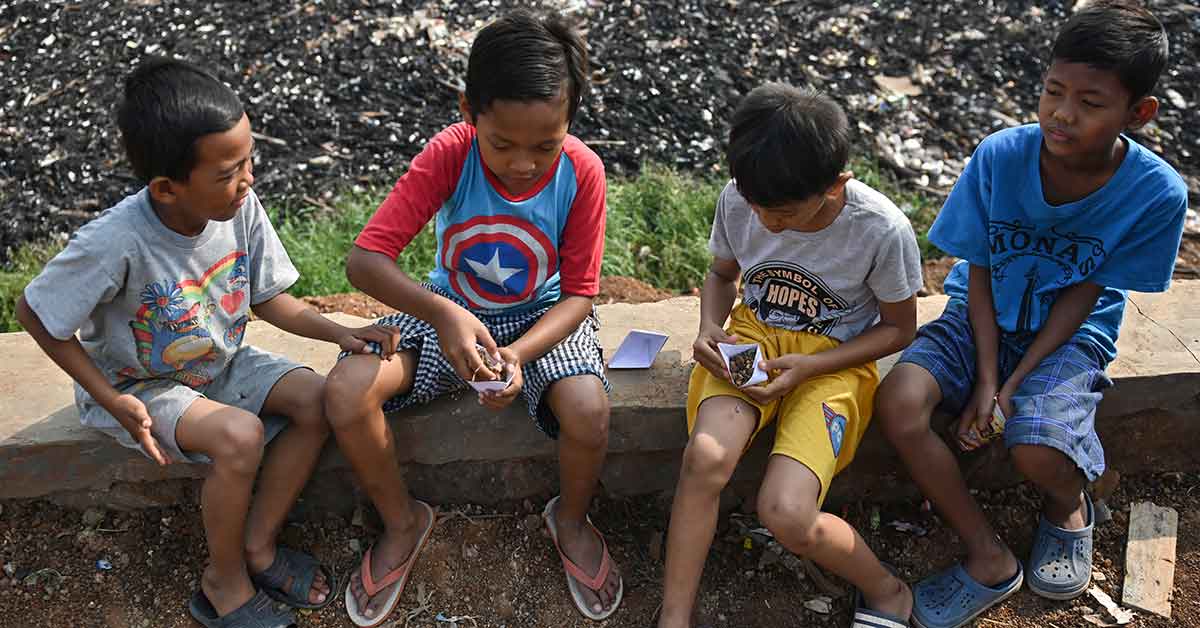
[288, 376, 330, 434]
[1011, 444, 1077, 486]
[213, 412, 265, 473]
[556, 389, 610, 448]
[756, 488, 819, 550]
[875, 365, 938, 442]
[680, 436, 739, 492]
[323, 359, 380, 430]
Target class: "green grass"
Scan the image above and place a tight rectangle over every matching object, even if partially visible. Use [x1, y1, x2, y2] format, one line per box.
[0, 240, 66, 333]
[604, 164, 725, 292]
[0, 163, 944, 332]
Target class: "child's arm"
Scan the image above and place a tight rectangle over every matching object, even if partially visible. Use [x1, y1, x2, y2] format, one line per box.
[956, 263, 1004, 449]
[744, 294, 916, 405]
[692, 257, 743, 382]
[346, 245, 498, 379]
[249, 292, 402, 357]
[996, 280, 1104, 409]
[15, 296, 169, 465]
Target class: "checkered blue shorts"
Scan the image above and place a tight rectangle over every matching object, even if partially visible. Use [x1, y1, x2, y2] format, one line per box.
[897, 299, 1112, 480]
[340, 284, 610, 438]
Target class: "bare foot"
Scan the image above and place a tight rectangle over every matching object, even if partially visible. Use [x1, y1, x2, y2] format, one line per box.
[347, 500, 431, 621]
[553, 504, 622, 616]
[245, 546, 331, 606]
[200, 566, 256, 617]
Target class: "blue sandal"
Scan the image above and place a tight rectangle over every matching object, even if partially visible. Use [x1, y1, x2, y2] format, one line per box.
[250, 547, 336, 609]
[1027, 492, 1094, 600]
[911, 563, 1022, 628]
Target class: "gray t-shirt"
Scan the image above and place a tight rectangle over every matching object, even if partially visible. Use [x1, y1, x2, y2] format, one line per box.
[24, 188, 298, 398]
[710, 179, 923, 342]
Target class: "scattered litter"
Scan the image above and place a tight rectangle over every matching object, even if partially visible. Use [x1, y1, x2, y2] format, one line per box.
[804, 595, 833, 614]
[21, 568, 63, 588]
[96, 559, 112, 571]
[348, 538, 361, 553]
[2, 563, 15, 578]
[435, 612, 479, 626]
[887, 520, 928, 536]
[1092, 570, 1107, 582]
[869, 506, 880, 531]
[1088, 585, 1135, 625]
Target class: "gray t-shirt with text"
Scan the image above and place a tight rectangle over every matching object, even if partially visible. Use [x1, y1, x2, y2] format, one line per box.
[710, 179, 923, 342]
[24, 188, 298, 400]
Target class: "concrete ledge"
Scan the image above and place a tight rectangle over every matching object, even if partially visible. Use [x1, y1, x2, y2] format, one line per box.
[3, 284, 1199, 509]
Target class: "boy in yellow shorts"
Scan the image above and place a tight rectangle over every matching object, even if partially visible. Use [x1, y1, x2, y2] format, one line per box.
[657, 83, 924, 628]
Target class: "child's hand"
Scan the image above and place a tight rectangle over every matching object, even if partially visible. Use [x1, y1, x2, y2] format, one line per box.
[743, 354, 814, 405]
[336, 323, 402, 359]
[108, 394, 170, 466]
[434, 306, 501, 381]
[479, 347, 524, 410]
[692, 322, 738, 382]
[955, 383, 999, 451]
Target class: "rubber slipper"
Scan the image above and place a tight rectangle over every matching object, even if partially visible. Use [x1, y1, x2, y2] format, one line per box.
[851, 563, 910, 628]
[188, 588, 295, 628]
[542, 495, 624, 621]
[250, 546, 336, 609]
[911, 562, 1022, 628]
[345, 500, 436, 628]
[1027, 491, 1094, 600]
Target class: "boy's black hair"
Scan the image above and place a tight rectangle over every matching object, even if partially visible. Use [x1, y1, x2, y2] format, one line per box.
[727, 83, 849, 208]
[117, 58, 245, 183]
[1051, 0, 1169, 102]
[465, 10, 589, 124]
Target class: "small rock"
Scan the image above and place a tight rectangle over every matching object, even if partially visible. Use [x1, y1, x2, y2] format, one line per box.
[348, 539, 361, 553]
[1092, 570, 1106, 582]
[1165, 88, 1187, 110]
[350, 506, 364, 528]
[804, 596, 833, 614]
[81, 508, 105, 528]
[2, 563, 15, 578]
[462, 543, 479, 560]
[522, 513, 542, 533]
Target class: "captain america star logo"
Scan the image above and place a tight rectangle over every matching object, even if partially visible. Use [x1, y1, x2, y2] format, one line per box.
[442, 215, 558, 309]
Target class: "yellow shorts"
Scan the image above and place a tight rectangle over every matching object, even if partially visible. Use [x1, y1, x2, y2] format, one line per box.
[686, 304, 879, 505]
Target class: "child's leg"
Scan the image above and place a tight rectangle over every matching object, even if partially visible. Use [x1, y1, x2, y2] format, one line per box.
[659, 396, 758, 628]
[240, 367, 331, 605]
[543, 374, 619, 615]
[174, 398, 271, 617]
[757, 455, 911, 618]
[1010, 445, 1087, 527]
[876, 364, 1019, 585]
[324, 351, 428, 619]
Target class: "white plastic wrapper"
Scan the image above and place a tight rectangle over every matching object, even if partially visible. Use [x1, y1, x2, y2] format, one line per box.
[717, 342, 768, 388]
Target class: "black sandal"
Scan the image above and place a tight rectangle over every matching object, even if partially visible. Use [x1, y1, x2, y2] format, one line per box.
[188, 588, 295, 628]
[250, 547, 337, 609]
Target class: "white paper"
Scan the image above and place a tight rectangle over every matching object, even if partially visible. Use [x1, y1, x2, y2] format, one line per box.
[608, 329, 670, 369]
[468, 345, 514, 393]
[718, 342, 768, 388]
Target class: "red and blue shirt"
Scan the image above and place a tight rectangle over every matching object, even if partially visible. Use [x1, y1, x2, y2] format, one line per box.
[356, 123, 606, 311]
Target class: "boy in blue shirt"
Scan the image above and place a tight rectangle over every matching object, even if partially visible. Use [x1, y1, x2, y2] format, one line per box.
[875, 3, 1189, 627]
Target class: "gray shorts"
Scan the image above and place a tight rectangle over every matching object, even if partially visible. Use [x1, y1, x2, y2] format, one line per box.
[79, 345, 307, 463]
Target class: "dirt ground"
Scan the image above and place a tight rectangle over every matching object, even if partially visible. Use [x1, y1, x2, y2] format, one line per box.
[1, 471, 1196, 628]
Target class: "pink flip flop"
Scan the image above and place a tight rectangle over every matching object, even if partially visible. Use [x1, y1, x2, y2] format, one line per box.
[345, 500, 436, 627]
[542, 496, 624, 621]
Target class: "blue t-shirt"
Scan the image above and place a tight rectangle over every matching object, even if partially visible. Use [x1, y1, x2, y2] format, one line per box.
[931, 124, 1188, 362]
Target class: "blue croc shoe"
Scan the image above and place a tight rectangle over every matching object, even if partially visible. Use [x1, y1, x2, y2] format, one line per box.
[1027, 491, 1094, 600]
[911, 563, 1023, 628]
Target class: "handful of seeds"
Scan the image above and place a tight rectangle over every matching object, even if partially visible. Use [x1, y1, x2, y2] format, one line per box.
[729, 348, 757, 387]
[475, 346, 503, 381]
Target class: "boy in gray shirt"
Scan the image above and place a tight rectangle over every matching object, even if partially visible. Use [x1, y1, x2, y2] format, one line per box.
[657, 84, 922, 628]
[16, 59, 397, 628]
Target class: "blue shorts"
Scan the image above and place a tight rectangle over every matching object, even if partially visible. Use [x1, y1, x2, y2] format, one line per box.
[339, 284, 610, 439]
[896, 300, 1111, 480]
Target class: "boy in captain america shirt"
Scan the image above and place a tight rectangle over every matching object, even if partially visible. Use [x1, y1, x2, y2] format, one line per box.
[322, 10, 622, 627]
